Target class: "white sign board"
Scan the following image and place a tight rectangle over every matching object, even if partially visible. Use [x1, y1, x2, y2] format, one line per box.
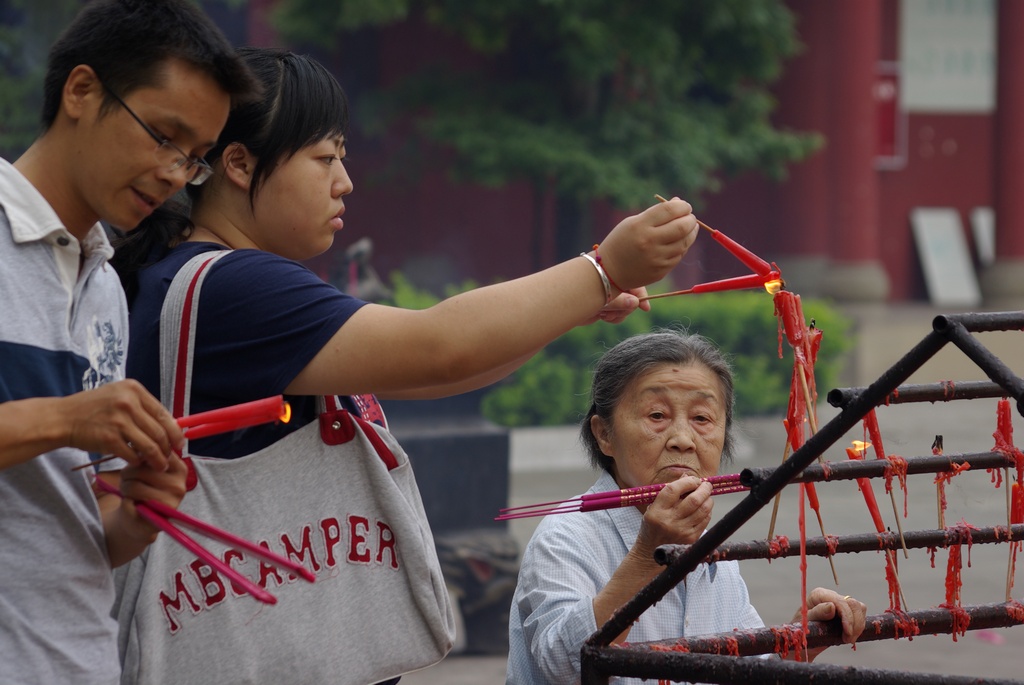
[900, 0, 996, 113]
[911, 207, 982, 307]
[969, 206, 995, 266]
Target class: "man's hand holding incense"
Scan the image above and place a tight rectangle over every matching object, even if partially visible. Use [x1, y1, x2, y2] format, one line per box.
[96, 455, 189, 567]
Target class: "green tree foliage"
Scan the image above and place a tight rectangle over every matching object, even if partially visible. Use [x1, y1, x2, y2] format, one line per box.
[0, 0, 81, 157]
[0, 0, 249, 159]
[274, 0, 821, 258]
[386, 275, 854, 427]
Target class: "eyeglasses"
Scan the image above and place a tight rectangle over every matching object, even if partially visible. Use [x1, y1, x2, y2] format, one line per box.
[100, 82, 214, 186]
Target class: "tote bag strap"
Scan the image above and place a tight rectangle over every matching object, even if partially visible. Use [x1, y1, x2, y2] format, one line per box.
[158, 251, 400, 469]
[159, 251, 232, 418]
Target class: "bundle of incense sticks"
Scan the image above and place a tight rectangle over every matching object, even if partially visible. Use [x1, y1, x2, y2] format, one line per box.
[495, 473, 747, 521]
[638, 194, 783, 300]
[94, 477, 313, 604]
[73, 395, 291, 471]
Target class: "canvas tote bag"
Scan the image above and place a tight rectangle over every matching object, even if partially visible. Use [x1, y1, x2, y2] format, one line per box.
[114, 252, 455, 685]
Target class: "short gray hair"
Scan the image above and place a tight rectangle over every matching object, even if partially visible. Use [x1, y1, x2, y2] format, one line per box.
[581, 330, 735, 474]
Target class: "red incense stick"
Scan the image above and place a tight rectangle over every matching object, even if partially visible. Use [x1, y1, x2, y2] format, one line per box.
[177, 396, 290, 430]
[641, 272, 780, 300]
[642, 195, 783, 301]
[72, 396, 291, 471]
[496, 474, 748, 521]
[94, 477, 314, 604]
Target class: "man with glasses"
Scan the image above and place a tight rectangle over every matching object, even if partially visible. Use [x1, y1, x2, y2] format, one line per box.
[0, 1, 257, 682]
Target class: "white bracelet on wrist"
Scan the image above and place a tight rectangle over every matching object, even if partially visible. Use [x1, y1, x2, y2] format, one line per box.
[580, 252, 613, 305]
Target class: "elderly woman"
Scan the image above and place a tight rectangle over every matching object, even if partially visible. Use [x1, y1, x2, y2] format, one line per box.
[506, 331, 866, 684]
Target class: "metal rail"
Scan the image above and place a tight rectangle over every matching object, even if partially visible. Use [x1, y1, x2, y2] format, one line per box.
[655, 524, 1024, 565]
[739, 451, 1017, 488]
[635, 601, 1024, 657]
[583, 601, 1024, 685]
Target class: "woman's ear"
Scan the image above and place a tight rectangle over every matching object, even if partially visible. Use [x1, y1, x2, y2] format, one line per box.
[590, 415, 614, 459]
[221, 142, 256, 191]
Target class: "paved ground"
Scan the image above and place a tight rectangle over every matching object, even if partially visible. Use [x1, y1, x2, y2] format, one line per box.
[403, 304, 1024, 684]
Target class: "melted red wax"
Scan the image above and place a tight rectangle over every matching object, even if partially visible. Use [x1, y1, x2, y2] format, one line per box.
[885, 455, 909, 516]
[1012, 483, 1024, 525]
[825, 534, 839, 556]
[775, 291, 825, 457]
[767, 535, 790, 558]
[951, 519, 979, 565]
[940, 522, 982, 641]
[989, 467, 1004, 488]
[942, 380, 956, 400]
[944, 544, 963, 607]
[864, 408, 909, 515]
[1007, 600, 1024, 622]
[934, 462, 971, 525]
[941, 604, 972, 642]
[884, 551, 902, 612]
[928, 546, 937, 568]
[770, 625, 807, 660]
[1013, 542, 1021, 597]
[885, 608, 921, 640]
[993, 399, 1024, 513]
[774, 291, 804, 352]
[774, 290, 823, 654]
[992, 398, 1024, 605]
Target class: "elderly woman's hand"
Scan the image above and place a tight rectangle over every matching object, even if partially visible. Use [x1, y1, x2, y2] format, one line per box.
[791, 587, 868, 662]
[632, 476, 713, 560]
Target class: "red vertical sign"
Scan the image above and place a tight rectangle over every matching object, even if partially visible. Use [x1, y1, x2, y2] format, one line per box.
[875, 61, 905, 170]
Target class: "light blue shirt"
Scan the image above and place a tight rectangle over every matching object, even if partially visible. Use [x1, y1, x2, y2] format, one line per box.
[507, 471, 764, 685]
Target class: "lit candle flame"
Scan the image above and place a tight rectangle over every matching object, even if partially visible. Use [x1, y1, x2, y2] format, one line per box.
[280, 402, 292, 424]
[764, 279, 784, 295]
[850, 440, 871, 455]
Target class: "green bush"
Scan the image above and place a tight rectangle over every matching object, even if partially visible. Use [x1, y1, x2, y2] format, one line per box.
[385, 274, 854, 427]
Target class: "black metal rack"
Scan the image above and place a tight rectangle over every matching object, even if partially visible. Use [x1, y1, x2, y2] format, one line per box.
[580, 311, 1024, 684]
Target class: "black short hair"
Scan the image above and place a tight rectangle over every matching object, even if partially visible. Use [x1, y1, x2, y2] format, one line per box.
[41, 0, 258, 129]
[212, 47, 350, 206]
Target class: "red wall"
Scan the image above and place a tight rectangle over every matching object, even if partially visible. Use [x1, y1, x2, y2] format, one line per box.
[878, 114, 993, 300]
[697, 0, 994, 301]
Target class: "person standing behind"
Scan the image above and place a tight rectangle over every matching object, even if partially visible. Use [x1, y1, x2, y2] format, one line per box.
[0, 1, 257, 683]
[110, 47, 697, 683]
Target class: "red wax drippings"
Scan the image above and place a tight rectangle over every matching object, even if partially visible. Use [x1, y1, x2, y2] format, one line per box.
[935, 462, 971, 525]
[884, 553, 902, 612]
[885, 455, 910, 516]
[1012, 482, 1024, 525]
[886, 608, 921, 641]
[768, 535, 790, 558]
[944, 544, 963, 607]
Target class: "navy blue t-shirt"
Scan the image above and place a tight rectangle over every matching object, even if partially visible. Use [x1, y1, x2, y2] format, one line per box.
[127, 242, 374, 458]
